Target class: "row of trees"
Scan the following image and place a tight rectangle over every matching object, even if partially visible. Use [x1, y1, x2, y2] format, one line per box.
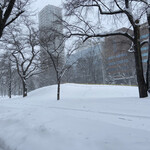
[63, 0, 150, 98]
[0, 1, 76, 100]
[0, 0, 31, 97]
[0, 18, 40, 97]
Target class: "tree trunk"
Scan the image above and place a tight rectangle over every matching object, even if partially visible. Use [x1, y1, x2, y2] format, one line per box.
[8, 82, 11, 98]
[0, 9, 4, 39]
[22, 78, 27, 97]
[57, 81, 60, 100]
[8, 59, 12, 98]
[0, 28, 3, 39]
[146, 12, 150, 92]
[134, 25, 148, 98]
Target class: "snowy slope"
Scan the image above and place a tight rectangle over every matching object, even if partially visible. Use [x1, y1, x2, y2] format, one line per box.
[0, 84, 150, 150]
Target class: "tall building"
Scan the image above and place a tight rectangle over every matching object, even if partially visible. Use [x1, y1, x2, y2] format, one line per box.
[104, 25, 149, 85]
[140, 23, 149, 76]
[38, 5, 64, 87]
[104, 27, 136, 85]
[39, 5, 63, 32]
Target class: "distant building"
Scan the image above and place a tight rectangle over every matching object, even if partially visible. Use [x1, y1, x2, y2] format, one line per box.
[38, 5, 64, 86]
[39, 5, 62, 30]
[103, 25, 149, 85]
[140, 23, 149, 75]
[66, 42, 105, 84]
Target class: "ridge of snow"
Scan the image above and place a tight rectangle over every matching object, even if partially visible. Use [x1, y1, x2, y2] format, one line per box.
[0, 84, 150, 150]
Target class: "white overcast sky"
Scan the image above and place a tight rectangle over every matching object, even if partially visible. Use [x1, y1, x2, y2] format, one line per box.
[30, 0, 133, 32]
[30, 0, 63, 23]
[33, 0, 63, 12]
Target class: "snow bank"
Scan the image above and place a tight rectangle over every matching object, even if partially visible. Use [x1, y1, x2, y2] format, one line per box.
[0, 84, 150, 150]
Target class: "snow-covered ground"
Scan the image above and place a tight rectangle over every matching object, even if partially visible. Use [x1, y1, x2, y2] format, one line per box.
[0, 83, 150, 150]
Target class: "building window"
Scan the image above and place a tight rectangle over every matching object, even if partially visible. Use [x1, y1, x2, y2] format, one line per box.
[142, 59, 147, 63]
[141, 46, 148, 51]
[108, 53, 127, 60]
[142, 53, 148, 57]
[140, 34, 149, 39]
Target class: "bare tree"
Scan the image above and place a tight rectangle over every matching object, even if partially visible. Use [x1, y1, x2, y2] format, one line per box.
[0, 0, 30, 38]
[4, 20, 40, 97]
[0, 52, 10, 97]
[129, 0, 150, 92]
[39, 28, 76, 100]
[4, 51, 12, 98]
[64, 0, 150, 98]
[0, 48, 24, 98]
[140, 0, 150, 92]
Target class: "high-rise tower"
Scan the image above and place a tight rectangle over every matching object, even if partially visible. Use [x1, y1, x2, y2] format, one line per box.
[39, 5, 62, 31]
[38, 5, 64, 86]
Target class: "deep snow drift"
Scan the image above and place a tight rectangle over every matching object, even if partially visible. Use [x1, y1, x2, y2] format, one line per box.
[0, 84, 150, 150]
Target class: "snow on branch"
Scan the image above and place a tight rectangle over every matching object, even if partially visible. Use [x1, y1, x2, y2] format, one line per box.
[68, 31, 134, 42]
[140, 39, 149, 47]
[128, 42, 135, 53]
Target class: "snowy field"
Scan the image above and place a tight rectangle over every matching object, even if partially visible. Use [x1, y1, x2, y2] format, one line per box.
[0, 83, 150, 150]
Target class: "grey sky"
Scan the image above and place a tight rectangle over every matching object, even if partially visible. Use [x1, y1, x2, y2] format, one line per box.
[33, 0, 63, 12]
[30, 0, 63, 23]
